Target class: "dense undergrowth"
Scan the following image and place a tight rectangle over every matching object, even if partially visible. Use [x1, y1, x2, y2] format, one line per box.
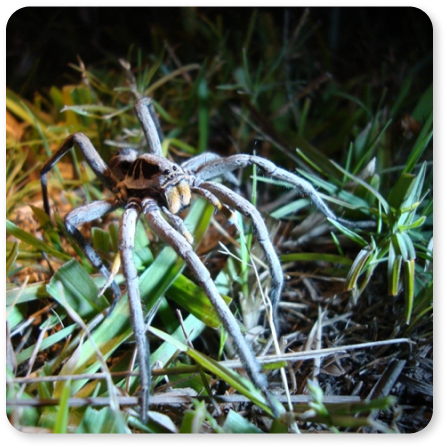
[6, 8, 432, 433]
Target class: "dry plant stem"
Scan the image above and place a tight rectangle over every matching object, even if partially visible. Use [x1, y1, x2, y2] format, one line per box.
[7, 393, 361, 408]
[219, 338, 412, 368]
[10, 302, 56, 337]
[17, 321, 50, 398]
[237, 224, 299, 432]
[312, 307, 326, 382]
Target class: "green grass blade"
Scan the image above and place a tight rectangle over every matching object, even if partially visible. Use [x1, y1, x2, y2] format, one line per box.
[271, 198, 310, 219]
[179, 404, 207, 433]
[404, 125, 432, 174]
[16, 324, 77, 364]
[391, 255, 402, 297]
[327, 219, 369, 247]
[149, 326, 275, 416]
[404, 259, 415, 324]
[6, 220, 71, 262]
[53, 380, 71, 434]
[280, 252, 353, 265]
[47, 260, 110, 317]
[345, 245, 375, 291]
[222, 409, 264, 433]
[330, 161, 390, 214]
[6, 241, 19, 277]
[166, 275, 231, 329]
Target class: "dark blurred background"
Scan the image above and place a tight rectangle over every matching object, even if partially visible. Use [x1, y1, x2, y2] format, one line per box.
[7, 6, 432, 100]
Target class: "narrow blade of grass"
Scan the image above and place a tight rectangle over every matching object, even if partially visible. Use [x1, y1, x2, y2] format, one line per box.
[6, 219, 71, 262]
[149, 326, 275, 417]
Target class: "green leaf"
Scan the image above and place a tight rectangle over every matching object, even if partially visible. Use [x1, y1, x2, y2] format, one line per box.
[16, 324, 77, 364]
[412, 83, 433, 123]
[53, 380, 71, 434]
[6, 241, 18, 277]
[404, 119, 432, 174]
[149, 326, 276, 416]
[161, 138, 197, 155]
[76, 407, 129, 434]
[269, 417, 289, 433]
[47, 260, 110, 318]
[179, 403, 208, 433]
[391, 255, 402, 296]
[29, 205, 64, 250]
[271, 198, 310, 219]
[280, 252, 353, 265]
[330, 160, 390, 214]
[7, 280, 52, 306]
[168, 363, 212, 394]
[392, 233, 408, 261]
[6, 219, 71, 262]
[92, 227, 112, 253]
[404, 259, 415, 324]
[345, 245, 375, 291]
[387, 241, 401, 296]
[400, 232, 416, 260]
[387, 173, 416, 210]
[328, 219, 369, 247]
[6, 88, 52, 129]
[61, 104, 117, 117]
[167, 274, 231, 329]
[222, 409, 264, 433]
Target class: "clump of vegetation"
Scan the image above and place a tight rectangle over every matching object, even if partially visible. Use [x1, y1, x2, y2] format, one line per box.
[6, 8, 432, 433]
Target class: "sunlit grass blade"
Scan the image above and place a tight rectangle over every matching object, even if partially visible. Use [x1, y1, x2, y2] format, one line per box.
[53, 379, 71, 434]
[47, 260, 110, 317]
[271, 198, 310, 219]
[6, 88, 52, 129]
[167, 275, 231, 329]
[61, 104, 117, 117]
[6, 241, 18, 277]
[6, 219, 71, 262]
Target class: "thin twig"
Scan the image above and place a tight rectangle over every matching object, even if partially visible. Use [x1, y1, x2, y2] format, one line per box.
[7, 393, 362, 408]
